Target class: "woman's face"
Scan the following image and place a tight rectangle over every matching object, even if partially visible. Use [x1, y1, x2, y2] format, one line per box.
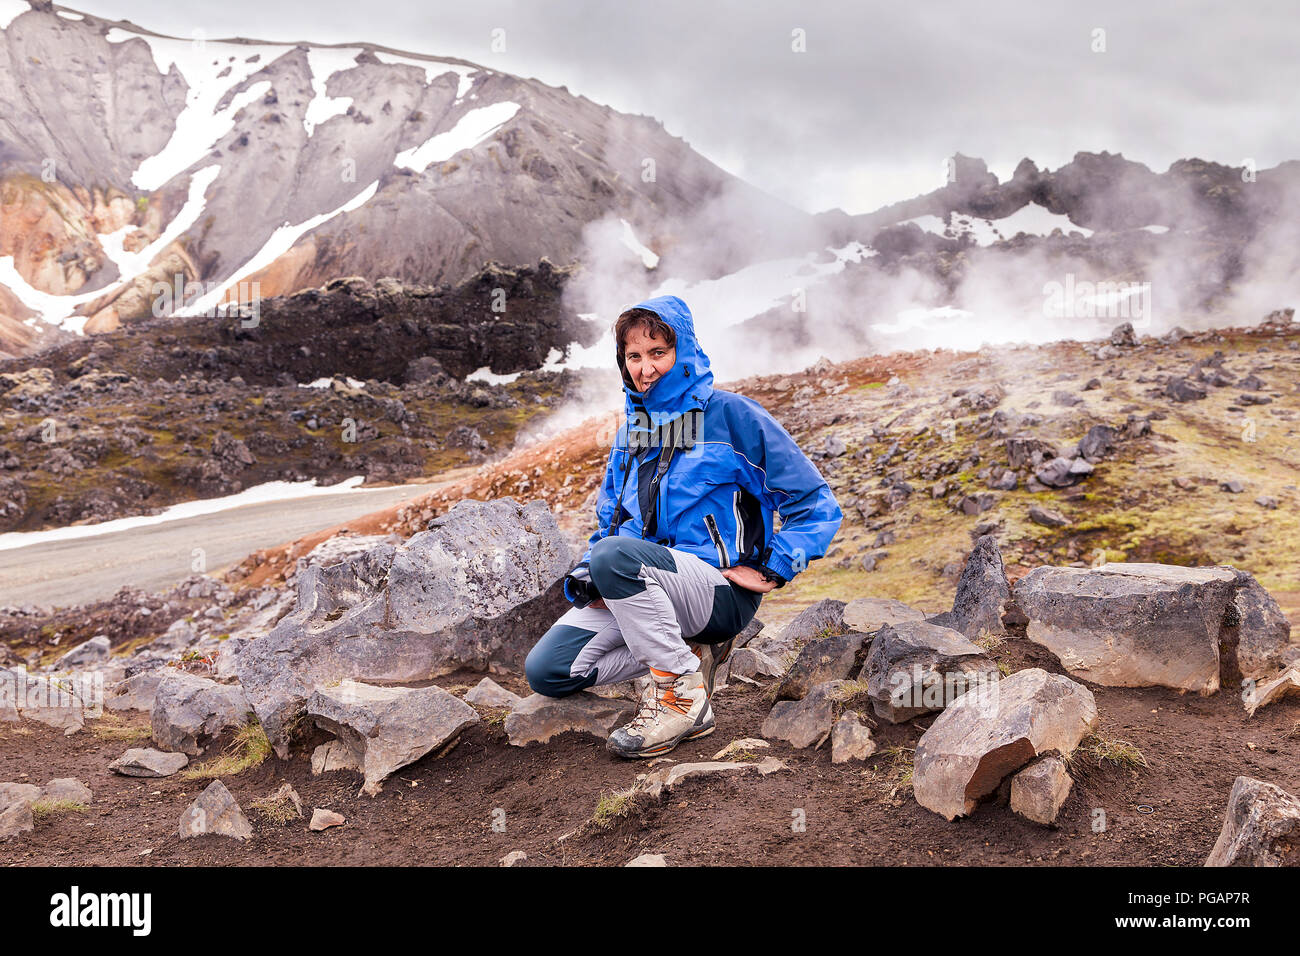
[622, 325, 677, 392]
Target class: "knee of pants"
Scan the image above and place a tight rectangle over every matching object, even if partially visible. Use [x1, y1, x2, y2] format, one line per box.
[525, 640, 595, 698]
[590, 535, 669, 599]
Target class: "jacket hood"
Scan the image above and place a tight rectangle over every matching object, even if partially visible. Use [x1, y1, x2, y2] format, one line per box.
[620, 295, 715, 438]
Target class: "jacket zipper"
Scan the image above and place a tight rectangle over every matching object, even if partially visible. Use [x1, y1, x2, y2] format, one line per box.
[732, 489, 744, 563]
[704, 513, 730, 568]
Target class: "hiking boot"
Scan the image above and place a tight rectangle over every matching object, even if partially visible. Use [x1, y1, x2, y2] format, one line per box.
[690, 637, 736, 697]
[607, 668, 714, 759]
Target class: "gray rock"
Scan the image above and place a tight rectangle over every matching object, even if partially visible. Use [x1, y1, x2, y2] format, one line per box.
[236, 498, 571, 756]
[104, 670, 165, 712]
[505, 691, 634, 746]
[311, 739, 363, 774]
[4, 669, 87, 735]
[717, 646, 784, 684]
[913, 668, 1098, 821]
[777, 630, 869, 700]
[1078, 425, 1119, 462]
[1028, 504, 1071, 528]
[863, 620, 1001, 723]
[465, 677, 521, 708]
[943, 535, 1013, 642]
[1231, 576, 1294, 680]
[638, 756, 787, 799]
[749, 599, 846, 661]
[151, 671, 251, 755]
[761, 682, 839, 748]
[0, 783, 42, 810]
[1035, 456, 1094, 488]
[1110, 322, 1138, 346]
[1015, 562, 1271, 693]
[41, 777, 92, 804]
[626, 853, 668, 866]
[1010, 755, 1073, 824]
[179, 779, 253, 840]
[831, 714, 877, 763]
[307, 680, 479, 797]
[1221, 479, 1245, 494]
[1255, 495, 1279, 510]
[1005, 436, 1057, 469]
[1206, 776, 1300, 866]
[843, 597, 925, 634]
[500, 850, 528, 866]
[0, 798, 34, 841]
[1166, 377, 1207, 402]
[55, 636, 111, 669]
[108, 748, 189, 777]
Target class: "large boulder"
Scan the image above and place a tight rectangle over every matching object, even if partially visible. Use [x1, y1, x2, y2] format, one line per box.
[1, 667, 89, 734]
[1206, 776, 1300, 866]
[749, 599, 846, 661]
[150, 671, 251, 755]
[842, 597, 925, 633]
[928, 536, 1013, 641]
[761, 680, 842, 748]
[307, 680, 479, 797]
[776, 630, 869, 700]
[1013, 563, 1279, 694]
[504, 691, 634, 746]
[236, 498, 571, 755]
[1231, 578, 1294, 679]
[862, 620, 1001, 723]
[913, 668, 1098, 821]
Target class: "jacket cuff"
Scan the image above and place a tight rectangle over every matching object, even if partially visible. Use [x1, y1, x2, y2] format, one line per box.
[761, 553, 797, 584]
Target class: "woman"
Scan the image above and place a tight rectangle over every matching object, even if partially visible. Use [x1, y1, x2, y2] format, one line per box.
[525, 295, 843, 759]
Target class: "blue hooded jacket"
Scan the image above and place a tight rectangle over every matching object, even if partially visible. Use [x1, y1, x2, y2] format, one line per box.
[567, 295, 843, 597]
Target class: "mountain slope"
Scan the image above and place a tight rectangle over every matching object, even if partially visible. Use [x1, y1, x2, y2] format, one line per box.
[0, 1, 820, 355]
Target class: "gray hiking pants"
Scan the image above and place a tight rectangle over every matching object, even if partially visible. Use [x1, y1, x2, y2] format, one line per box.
[524, 536, 762, 697]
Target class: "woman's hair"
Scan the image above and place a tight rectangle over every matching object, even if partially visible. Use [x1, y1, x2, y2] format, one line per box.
[615, 308, 677, 390]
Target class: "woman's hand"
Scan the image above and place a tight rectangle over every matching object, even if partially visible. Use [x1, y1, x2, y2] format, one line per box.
[721, 565, 777, 594]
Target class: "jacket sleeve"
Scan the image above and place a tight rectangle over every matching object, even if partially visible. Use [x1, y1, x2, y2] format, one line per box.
[730, 397, 843, 584]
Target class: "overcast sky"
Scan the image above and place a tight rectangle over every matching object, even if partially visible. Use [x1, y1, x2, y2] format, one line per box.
[71, 0, 1300, 215]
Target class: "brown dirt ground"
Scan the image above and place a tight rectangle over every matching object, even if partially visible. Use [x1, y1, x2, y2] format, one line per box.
[3, 642, 1297, 867]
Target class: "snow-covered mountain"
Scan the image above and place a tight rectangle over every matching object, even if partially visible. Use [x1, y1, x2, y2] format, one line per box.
[2, 1, 1296, 374]
[0, 0, 820, 357]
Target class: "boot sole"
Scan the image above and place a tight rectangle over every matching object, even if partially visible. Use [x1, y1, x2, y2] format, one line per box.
[607, 718, 716, 759]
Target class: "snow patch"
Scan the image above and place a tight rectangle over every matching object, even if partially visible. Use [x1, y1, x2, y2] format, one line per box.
[304, 47, 361, 136]
[0, 476, 393, 553]
[56, 10, 84, 20]
[466, 366, 522, 386]
[98, 164, 220, 278]
[394, 101, 520, 173]
[176, 180, 379, 316]
[1142, 224, 1170, 234]
[104, 29, 291, 191]
[619, 219, 659, 269]
[299, 376, 366, 390]
[0, 0, 27, 29]
[902, 205, 1093, 244]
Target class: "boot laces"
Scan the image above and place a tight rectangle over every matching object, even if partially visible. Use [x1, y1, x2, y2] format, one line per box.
[629, 674, 691, 729]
